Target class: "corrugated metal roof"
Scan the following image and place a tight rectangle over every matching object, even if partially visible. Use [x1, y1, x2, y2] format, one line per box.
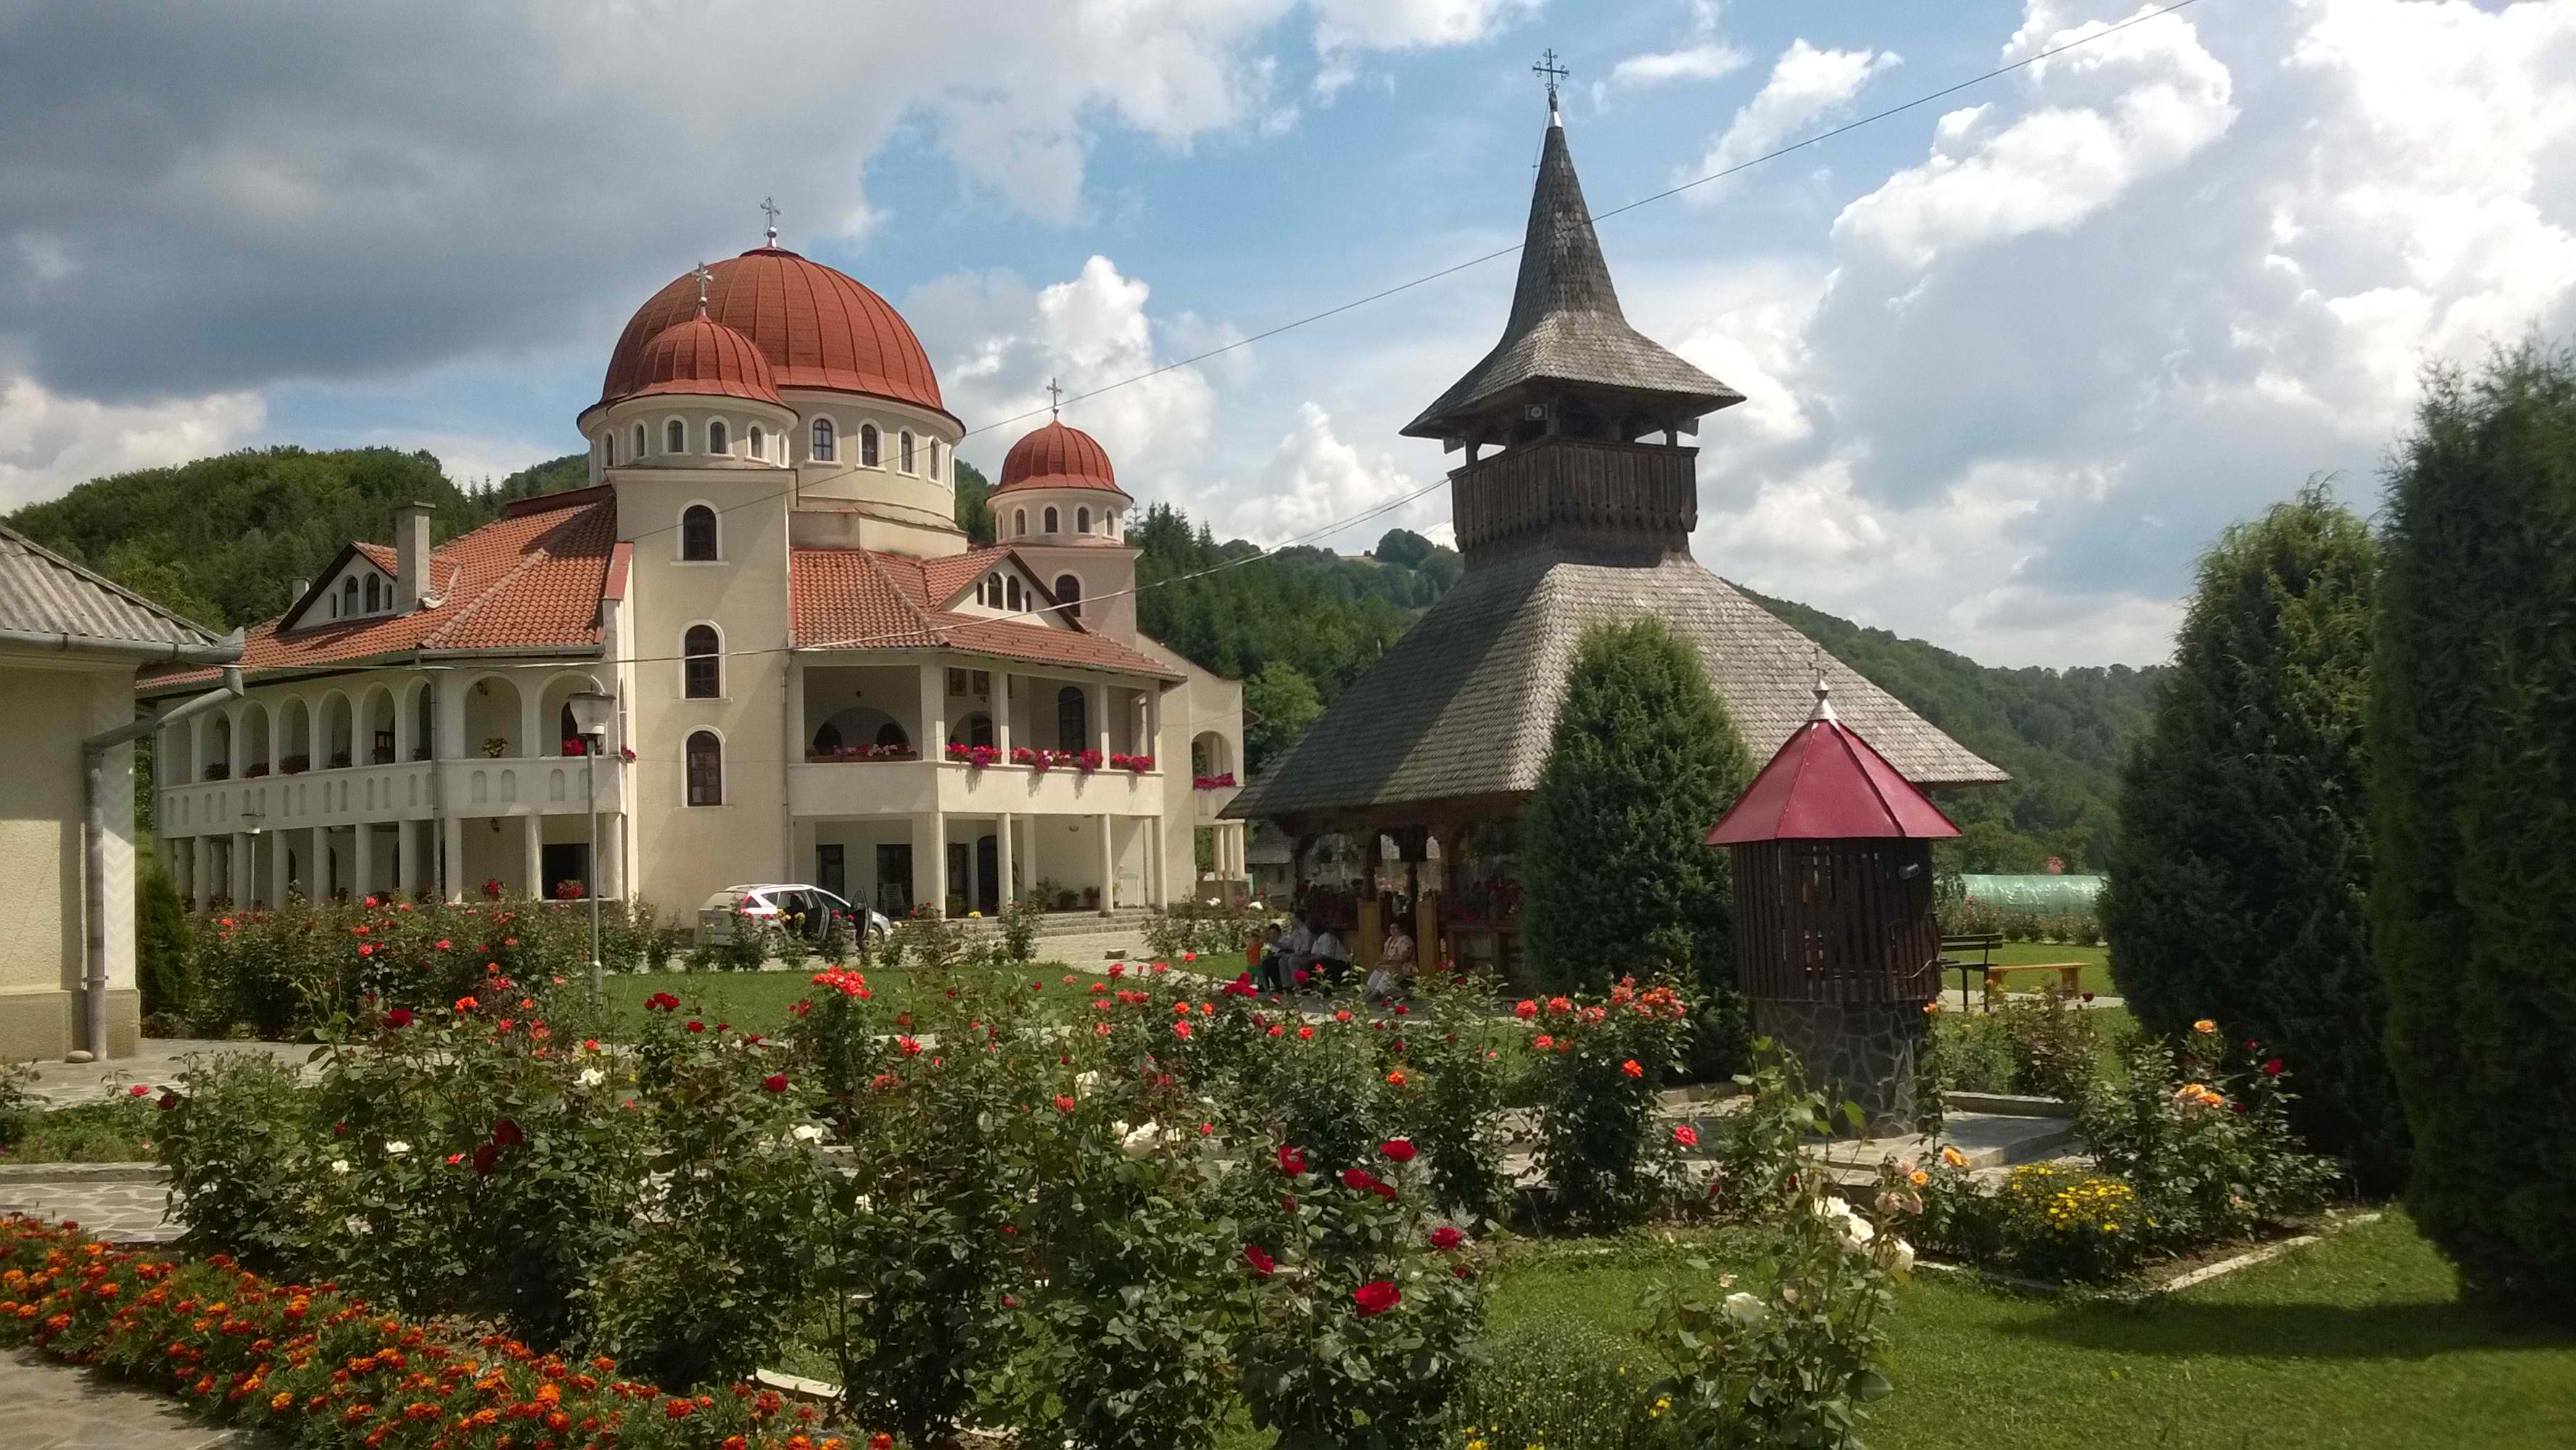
[0, 523, 228, 651]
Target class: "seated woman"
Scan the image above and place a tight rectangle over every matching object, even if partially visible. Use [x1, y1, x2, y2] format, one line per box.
[1365, 917, 1416, 1003]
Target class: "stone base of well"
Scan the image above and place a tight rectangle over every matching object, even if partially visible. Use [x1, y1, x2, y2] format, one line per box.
[1753, 997, 1926, 1138]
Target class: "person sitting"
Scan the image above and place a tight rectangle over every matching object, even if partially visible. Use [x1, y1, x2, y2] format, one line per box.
[1365, 917, 1416, 1003]
[1308, 921, 1350, 991]
[1256, 922, 1287, 994]
[1284, 912, 1317, 990]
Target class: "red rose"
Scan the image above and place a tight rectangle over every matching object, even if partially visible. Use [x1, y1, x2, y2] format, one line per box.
[762, 1074, 789, 1093]
[1054, 1095, 1077, 1114]
[385, 1008, 413, 1028]
[685, 1020, 706, 1034]
[898, 1036, 922, 1056]
[1379, 1138, 1416, 1163]
[1352, 1280, 1400, 1317]
[157, 1091, 179, 1111]
[2261, 1057, 2284, 1077]
[1514, 1000, 1537, 1019]
[1275, 1144, 1308, 1176]
[471, 1143, 498, 1176]
[1173, 1021, 1192, 1040]
[1429, 1225, 1463, 1251]
[1243, 1243, 1276, 1277]
[490, 1118, 524, 1148]
[1621, 1059, 1644, 1079]
[1672, 1124, 1699, 1148]
[646, 992, 680, 1012]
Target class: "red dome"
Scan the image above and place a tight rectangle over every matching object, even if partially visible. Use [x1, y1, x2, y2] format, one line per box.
[598, 248, 949, 420]
[624, 314, 783, 406]
[995, 419, 1126, 497]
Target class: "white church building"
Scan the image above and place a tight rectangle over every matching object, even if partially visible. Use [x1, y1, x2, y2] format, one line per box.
[141, 237, 1249, 922]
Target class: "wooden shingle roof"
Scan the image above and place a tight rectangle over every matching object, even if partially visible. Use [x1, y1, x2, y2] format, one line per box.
[1225, 545, 2005, 826]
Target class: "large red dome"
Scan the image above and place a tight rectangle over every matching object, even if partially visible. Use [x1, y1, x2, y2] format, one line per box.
[598, 248, 949, 421]
[995, 418, 1126, 497]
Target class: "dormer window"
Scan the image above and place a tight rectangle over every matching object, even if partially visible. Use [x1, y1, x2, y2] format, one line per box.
[1006, 576, 1022, 610]
[364, 575, 381, 612]
[342, 578, 358, 616]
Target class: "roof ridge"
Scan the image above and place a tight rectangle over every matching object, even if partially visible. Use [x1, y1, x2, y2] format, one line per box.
[0, 522, 226, 645]
[852, 548, 948, 648]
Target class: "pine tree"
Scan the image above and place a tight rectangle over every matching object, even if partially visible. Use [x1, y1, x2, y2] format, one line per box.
[2102, 482, 2403, 1188]
[1524, 618, 1754, 998]
[2371, 340, 2576, 1317]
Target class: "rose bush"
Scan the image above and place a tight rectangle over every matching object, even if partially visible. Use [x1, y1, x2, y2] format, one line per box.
[2076, 1021, 2342, 1246]
[1517, 978, 1699, 1230]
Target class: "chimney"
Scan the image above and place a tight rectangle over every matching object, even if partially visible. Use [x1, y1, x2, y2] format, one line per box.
[395, 502, 433, 612]
[289, 579, 308, 602]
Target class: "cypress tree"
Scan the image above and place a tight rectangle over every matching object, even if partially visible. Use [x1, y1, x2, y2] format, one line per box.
[2372, 340, 2576, 1318]
[2102, 482, 2403, 1188]
[1524, 618, 1755, 1000]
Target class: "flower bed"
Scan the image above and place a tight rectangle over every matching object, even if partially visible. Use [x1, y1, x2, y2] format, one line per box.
[0, 1215, 841, 1450]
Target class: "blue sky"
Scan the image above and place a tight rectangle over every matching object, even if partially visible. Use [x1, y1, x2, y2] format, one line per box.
[5, 1, 2572, 667]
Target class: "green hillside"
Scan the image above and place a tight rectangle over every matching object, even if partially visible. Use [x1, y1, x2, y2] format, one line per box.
[8, 448, 2160, 869]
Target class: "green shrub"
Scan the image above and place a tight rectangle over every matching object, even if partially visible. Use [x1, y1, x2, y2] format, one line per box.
[0, 1060, 38, 1150]
[2372, 339, 2576, 1319]
[1988, 1164, 2150, 1283]
[1524, 618, 1755, 1006]
[1391, 971, 1516, 1222]
[152, 1050, 307, 1260]
[135, 861, 192, 1024]
[2076, 1023, 2341, 1248]
[1519, 979, 1700, 1231]
[999, 892, 1041, 962]
[1448, 1314, 1643, 1450]
[2105, 482, 2402, 1190]
[1997, 986, 2097, 1101]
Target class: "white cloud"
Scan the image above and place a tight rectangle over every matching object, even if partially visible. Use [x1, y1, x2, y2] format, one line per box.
[1310, 0, 1535, 98]
[0, 374, 265, 508]
[1685, 40, 1902, 197]
[1609, 44, 1751, 89]
[1833, 3, 2235, 265]
[1222, 402, 1440, 544]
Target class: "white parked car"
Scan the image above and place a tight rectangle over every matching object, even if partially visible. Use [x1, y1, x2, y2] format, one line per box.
[696, 884, 890, 949]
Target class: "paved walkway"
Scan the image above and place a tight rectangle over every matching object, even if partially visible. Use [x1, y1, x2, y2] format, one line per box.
[22, 1041, 310, 1110]
[0, 1167, 176, 1245]
[0, 1350, 262, 1449]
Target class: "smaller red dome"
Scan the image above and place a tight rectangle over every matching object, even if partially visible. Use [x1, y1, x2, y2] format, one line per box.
[994, 419, 1127, 497]
[622, 314, 783, 407]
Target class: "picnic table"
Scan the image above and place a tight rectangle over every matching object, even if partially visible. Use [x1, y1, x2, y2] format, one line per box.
[1935, 933, 2089, 1011]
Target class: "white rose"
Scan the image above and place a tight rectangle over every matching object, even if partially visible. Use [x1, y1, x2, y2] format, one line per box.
[792, 1123, 825, 1144]
[577, 1066, 606, 1088]
[1722, 1291, 1769, 1327]
[1841, 1216, 1876, 1252]
[1248, 900, 1263, 911]
[384, 1140, 411, 1156]
[344, 1214, 371, 1236]
[1120, 1122, 1161, 1160]
[329, 1159, 350, 1175]
[1888, 1237, 1916, 1274]
[1075, 1071, 1102, 1098]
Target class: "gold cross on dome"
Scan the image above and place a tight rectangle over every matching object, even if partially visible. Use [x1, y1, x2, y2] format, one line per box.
[1532, 49, 1569, 108]
[759, 196, 780, 246]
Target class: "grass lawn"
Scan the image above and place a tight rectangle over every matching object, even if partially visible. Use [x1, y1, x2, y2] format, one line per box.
[1, 1101, 158, 1164]
[598, 960, 1090, 1033]
[1936, 942, 2115, 1003]
[1474, 1214, 2574, 1449]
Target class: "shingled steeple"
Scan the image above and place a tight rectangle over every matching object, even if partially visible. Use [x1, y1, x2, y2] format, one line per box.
[1403, 108, 1743, 450]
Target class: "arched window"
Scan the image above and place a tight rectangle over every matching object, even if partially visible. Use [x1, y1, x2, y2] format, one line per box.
[1054, 573, 1083, 622]
[685, 731, 723, 806]
[1044, 506, 1060, 534]
[812, 418, 836, 461]
[748, 424, 763, 460]
[899, 431, 915, 473]
[708, 419, 729, 455]
[812, 721, 842, 755]
[1076, 506, 1091, 534]
[874, 721, 909, 749]
[680, 505, 718, 561]
[604, 432, 616, 466]
[1056, 686, 1088, 752]
[1005, 576, 1023, 611]
[665, 419, 685, 454]
[632, 423, 647, 461]
[859, 423, 880, 467]
[928, 441, 943, 481]
[1014, 508, 1027, 536]
[952, 711, 994, 750]
[342, 578, 358, 615]
[682, 624, 721, 699]
[363, 575, 380, 612]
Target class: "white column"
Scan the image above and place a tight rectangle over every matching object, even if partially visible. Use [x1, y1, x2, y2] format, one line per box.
[1091, 682, 1110, 760]
[996, 811, 1015, 906]
[602, 815, 625, 898]
[191, 837, 211, 911]
[230, 832, 251, 906]
[271, 829, 290, 906]
[522, 816, 542, 898]
[397, 819, 423, 898]
[441, 815, 466, 903]
[310, 825, 328, 900]
[995, 676, 1014, 759]
[909, 813, 940, 916]
[918, 661, 946, 757]
[1097, 812, 1114, 911]
[1149, 816, 1166, 906]
[352, 821, 374, 900]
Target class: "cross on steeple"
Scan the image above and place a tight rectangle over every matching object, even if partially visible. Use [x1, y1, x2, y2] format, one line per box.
[691, 261, 713, 312]
[759, 196, 780, 246]
[1532, 48, 1568, 118]
[1046, 376, 1064, 420]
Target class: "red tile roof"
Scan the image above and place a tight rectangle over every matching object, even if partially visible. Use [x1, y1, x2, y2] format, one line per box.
[597, 248, 948, 421]
[140, 489, 619, 695]
[790, 547, 1178, 679]
[994, 418, 1126, 497]
[1705, 689, 1961, 845]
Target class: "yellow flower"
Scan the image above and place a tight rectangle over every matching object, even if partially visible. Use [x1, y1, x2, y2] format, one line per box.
[1910, 1169, 1928, 1187]
[2193, 1019, 2216, 1034]
[1468, 1439, 1488, 1450]
[1941, 1146, 1966, 1169]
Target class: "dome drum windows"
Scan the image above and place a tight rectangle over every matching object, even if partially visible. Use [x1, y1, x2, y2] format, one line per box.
[899, 430, 915, 473]
[708, 419, 729, 455]
[812, 418, 837, 462]
[632, 423, 648, 461]
[680, 505, 719, 562]
[1076, 506, 1090, 534]
[859, 423, 880, 468]
[1044, 506, 1060, 534]
[748, 424, 764, 461]
[666, 419, 685, 455]
[1014, 509, 1028, 537]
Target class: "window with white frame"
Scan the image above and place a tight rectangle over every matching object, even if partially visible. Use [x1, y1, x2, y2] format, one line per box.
[680, 505, 719, 562]
[682, 624, 722, 698]
[859, 423, 880, 468]
[709, 419, 729, 455]
[632, 423, 646, 460]
[748, 424, 764, 460]
[685, 731, 723, 806]
[900, 431, 915, 473]
[812, 418, 836, 461]
[665, 418, 685, 454]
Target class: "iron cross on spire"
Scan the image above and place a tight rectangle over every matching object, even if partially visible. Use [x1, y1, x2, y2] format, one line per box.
[692, 261, 713, 312]
[1046, 377, 1065, 420]
[1532, 48, 1569, 115]
[759, 196, 780, 246]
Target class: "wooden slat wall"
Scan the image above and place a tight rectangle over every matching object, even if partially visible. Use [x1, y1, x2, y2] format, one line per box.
[1730, 839, 1939, 1004]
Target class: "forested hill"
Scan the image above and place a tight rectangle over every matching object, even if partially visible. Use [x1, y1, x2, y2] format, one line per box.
[9, 447, 2160, 867]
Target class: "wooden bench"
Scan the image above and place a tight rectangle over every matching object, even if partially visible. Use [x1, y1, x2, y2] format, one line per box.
[1937, 932, 2004, 1011]
[1982, 962, 2086, 1008]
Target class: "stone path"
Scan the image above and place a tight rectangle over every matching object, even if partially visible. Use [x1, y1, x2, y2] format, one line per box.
[0, 1167, 176, 1246]
[0, 1350, 263, 1449]
[21, 1041, 311, 1111]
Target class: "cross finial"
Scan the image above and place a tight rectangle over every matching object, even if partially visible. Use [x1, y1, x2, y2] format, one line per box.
[691, 261, 713, 312]
[1808, 647, 1837, 723]
[1532, 48, 1569, 120]
[1046, 377, 1065, 420]
[759, 195, 780, 246]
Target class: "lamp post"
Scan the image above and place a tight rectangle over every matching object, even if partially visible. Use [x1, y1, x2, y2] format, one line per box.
[566, 690, 617, 1007]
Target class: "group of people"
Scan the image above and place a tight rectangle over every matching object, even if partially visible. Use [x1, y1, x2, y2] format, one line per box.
[1250, 912, 1416, 1003]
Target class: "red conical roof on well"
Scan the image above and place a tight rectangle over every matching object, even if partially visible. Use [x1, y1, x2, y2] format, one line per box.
[1705, 684, 1961, 845]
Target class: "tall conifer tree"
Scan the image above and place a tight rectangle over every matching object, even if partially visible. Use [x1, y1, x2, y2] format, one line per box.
[2104, 482, 2403, 1188]
[2372, 341, 2576, 1317]
[1525, 618, 1754, 1001]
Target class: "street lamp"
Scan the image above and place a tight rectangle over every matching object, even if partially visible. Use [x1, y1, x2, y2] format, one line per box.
[566, 689, 616, 1006]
